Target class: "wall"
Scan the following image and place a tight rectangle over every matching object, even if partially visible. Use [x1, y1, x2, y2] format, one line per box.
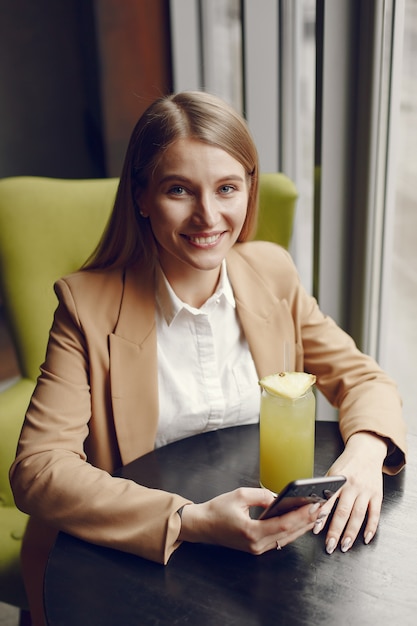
[0, 0, 172, 180]
[0, 0, 105, 179]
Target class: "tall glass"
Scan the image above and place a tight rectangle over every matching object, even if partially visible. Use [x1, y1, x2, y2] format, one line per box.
[259, 387, 315, 494]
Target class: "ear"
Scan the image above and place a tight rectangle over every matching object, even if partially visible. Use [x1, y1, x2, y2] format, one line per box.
[135, 188, 149, 218]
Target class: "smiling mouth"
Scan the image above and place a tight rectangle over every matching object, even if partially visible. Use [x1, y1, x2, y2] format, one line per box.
[185, 233, 223, 245]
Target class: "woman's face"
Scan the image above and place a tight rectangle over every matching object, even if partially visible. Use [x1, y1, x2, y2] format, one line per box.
[138, 137, 249, 280]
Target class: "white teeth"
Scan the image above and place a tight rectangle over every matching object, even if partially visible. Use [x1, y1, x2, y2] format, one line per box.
[188, 234, 220, 244]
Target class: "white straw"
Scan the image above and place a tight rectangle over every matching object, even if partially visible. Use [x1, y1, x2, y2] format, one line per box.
[283, 340, 290, 372]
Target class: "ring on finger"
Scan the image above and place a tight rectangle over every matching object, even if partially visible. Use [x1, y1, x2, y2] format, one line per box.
[276, 540, 282, 550]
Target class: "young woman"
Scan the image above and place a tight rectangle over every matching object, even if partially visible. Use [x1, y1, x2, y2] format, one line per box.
[10, 91, 407, 626]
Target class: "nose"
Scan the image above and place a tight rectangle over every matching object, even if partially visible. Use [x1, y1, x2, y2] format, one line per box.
[194, 191, 219, 226]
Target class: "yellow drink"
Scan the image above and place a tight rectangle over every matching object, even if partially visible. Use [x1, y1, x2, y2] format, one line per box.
[259, 388, 315, 493]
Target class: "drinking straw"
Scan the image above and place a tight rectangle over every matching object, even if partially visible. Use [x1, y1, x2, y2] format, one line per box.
[283, 340, 290, 372]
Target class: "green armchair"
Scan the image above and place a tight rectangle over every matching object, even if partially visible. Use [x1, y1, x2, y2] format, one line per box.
[0, 172, 297, 617]
[0, 177, 118, 617]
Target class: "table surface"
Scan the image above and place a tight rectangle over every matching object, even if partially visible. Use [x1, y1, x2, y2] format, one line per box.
[44, 422, 417, 626]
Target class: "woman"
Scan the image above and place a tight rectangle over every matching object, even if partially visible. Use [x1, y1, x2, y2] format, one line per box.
[10, 91, 407, 625]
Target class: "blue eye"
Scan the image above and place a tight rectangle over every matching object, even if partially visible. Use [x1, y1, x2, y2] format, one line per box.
[169, 186, 186, 195]
[219, 185, 234, 194]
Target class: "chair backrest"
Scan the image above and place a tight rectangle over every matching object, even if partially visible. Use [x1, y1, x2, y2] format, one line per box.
[256, 172, 297, 248]
[0, 173, 297, 384]
[0, 177, 118, 381]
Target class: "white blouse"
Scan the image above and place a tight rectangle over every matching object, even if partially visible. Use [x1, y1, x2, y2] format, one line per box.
[154, 261, 261, 448]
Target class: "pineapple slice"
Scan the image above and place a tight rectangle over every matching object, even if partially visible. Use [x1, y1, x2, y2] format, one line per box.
[259, 371, 316, 400]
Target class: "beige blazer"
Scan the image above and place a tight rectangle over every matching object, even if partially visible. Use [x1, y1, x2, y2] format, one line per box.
[10, 242, 406, 621]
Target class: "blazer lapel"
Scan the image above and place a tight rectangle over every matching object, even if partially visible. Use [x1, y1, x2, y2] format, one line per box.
[110, 263, 159, 465]
[227, 248, 296, 378]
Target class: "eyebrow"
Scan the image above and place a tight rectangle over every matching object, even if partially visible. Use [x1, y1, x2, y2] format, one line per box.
[158, 174, 246, 185]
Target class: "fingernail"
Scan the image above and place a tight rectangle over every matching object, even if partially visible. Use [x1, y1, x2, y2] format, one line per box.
[364, 531, 373, 545]
[326, 537, 336, 555]
[313, 519, 323, 534]
[341, 537, 352, 553]
[309, 502, 321, 514]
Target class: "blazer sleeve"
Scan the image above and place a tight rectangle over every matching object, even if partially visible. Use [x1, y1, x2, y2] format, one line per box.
[286, 254, 407, 474]
[10, 275, 191, 564]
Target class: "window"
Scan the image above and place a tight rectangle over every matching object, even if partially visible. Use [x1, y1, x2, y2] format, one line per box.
[382, 0, 417, 431]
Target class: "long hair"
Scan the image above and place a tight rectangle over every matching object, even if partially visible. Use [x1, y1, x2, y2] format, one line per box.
[84, 91, 259, 270]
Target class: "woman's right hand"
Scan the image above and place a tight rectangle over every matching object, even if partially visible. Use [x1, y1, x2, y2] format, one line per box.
[177, 487, 324, 554]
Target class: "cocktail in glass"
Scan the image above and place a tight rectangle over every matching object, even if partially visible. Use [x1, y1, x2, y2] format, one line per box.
[259, 386, 315, 494]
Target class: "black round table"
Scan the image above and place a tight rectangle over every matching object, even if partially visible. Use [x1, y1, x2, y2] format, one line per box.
[44, 422, 416, 625]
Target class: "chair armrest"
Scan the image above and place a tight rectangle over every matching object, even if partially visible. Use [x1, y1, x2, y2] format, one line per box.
[0, 378, 36, 507]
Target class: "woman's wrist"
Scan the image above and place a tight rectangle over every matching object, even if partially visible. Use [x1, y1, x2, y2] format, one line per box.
[177, 502, 200, 542]
[346, 431, 389, 463]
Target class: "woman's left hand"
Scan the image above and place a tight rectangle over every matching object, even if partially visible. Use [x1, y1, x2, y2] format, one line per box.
[312, 431, 388, 554]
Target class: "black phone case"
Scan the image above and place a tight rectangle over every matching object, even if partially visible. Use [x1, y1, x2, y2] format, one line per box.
[259, 475, 346, 519]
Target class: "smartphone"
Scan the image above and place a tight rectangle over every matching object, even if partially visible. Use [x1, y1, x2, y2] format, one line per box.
[259, 475, 346, 520]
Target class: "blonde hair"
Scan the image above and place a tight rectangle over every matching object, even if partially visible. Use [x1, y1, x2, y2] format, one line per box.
[85, 91, 259, 270]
